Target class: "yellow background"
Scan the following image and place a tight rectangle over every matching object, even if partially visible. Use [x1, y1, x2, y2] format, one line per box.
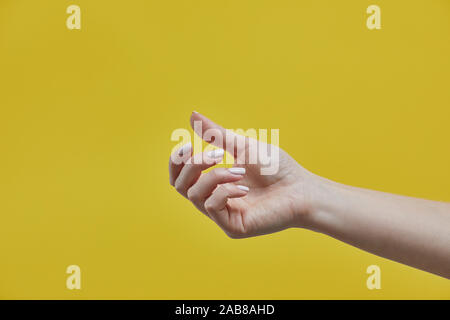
[1, 0, 449, 299]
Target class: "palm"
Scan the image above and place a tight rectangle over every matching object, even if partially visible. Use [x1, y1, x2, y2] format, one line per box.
[222, 141, 308, 237]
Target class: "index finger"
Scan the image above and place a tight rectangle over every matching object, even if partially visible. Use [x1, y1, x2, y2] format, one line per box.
[190, 111, 248, 158]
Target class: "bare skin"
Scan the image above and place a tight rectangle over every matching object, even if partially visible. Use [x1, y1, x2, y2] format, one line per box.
[169, 111, 450, 279]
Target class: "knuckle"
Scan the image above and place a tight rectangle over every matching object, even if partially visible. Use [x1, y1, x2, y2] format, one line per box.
[217, 168, 229, 178]
[204, 201, 215, 213]
[187, 188, 198, 202]
[223, 224, 248, 239]
[210, 169, 221, 180]
[220, 184, 230, 194]
[174, 182, 184, 194]
[225, 230, 245, 239]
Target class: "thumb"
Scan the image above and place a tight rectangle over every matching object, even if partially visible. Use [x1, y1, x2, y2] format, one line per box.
[190, 111, 245, 158]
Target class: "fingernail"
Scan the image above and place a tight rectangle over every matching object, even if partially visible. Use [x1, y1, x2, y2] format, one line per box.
[237, 185, 249, 192]
[178, 142, 192, 156]
[192, 110, 199, 114]
[228, 167, 245, 175]
[207, 149, 224, 158]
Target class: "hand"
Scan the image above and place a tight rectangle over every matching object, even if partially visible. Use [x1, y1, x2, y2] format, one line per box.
[169, 112, 450, 278]
[169, 112, 320, 238]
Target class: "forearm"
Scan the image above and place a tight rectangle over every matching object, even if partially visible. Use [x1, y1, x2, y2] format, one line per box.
[303, 177, 450, 279]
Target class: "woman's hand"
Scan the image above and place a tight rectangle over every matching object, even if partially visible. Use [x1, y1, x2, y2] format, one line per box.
[169, 111, 320, 238]
[169, 112, 450, 278]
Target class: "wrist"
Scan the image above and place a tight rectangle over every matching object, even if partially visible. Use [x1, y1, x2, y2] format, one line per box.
[292, 173, 346, 232]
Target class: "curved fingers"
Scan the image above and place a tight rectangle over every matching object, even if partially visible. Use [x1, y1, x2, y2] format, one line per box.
[204, 183, 249, 234]
[173, 149, 224, 197]
[187, 167, 246, 209]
